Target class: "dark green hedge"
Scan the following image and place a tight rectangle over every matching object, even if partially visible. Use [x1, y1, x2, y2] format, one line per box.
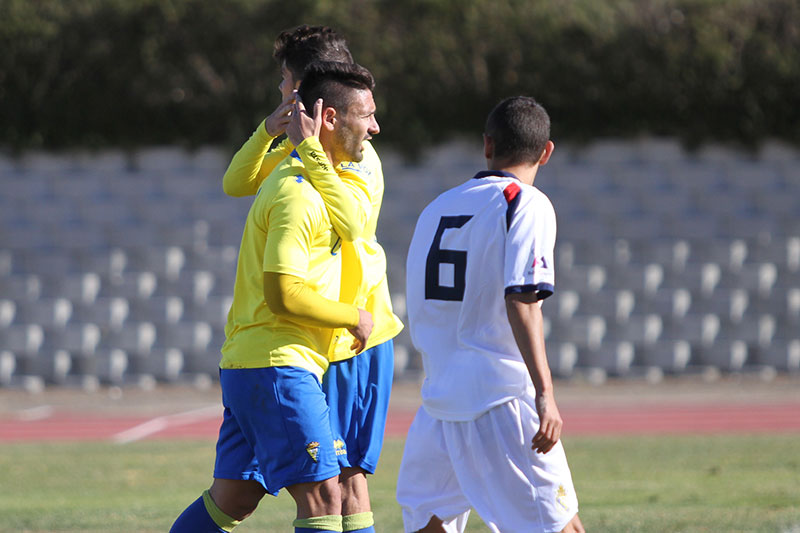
[1, 0, 798, 154]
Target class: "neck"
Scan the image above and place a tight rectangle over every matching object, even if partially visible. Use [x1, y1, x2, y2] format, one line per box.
[325, 148, 340, 169]
[488, 161, 539, 186]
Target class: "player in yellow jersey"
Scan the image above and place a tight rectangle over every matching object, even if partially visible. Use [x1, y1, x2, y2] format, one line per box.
[170, 62, 378, 533]
[220, 26, 403, 533]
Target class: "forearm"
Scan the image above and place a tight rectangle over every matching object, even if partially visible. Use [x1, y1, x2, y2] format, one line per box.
[222, 121, 293, 197]
[263, 272, 360, 329]
[505, 295, 554, 395]
[296, 138, 370, 241]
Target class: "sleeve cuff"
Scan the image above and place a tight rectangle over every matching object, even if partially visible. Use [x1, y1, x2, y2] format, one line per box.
[504, 283, 554, 300]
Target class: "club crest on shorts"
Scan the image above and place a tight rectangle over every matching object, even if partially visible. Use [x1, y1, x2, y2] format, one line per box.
[306, 441, 320, 462]
[334, 439, 347, 456]
[556, 484, 571, 512]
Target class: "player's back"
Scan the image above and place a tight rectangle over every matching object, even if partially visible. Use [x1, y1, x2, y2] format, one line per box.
[406, 172, 556, 421]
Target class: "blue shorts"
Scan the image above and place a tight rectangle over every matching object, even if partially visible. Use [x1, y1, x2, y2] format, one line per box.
[322, 339, 394, 474]
[213, 366, 340, 495]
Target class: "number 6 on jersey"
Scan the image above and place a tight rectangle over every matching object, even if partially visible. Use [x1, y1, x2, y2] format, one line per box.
[424, 215, 473, 301]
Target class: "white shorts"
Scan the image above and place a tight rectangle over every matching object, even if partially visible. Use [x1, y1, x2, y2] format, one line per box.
[396, 392, 579, 533]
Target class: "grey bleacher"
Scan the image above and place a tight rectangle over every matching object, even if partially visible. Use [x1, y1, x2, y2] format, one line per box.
[1, 139, 799, 389]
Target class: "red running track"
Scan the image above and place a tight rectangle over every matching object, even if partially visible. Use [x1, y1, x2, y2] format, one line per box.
[1, 404, 799, 443]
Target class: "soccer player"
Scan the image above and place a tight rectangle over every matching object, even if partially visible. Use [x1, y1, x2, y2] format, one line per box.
[170, 62, 378, 533]
[397, 97, 585, 533]
[221, 25, 403, 533]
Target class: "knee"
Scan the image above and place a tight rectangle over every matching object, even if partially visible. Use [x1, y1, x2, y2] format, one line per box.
[289, 477, 342, 517]
[209, 479, 266, 520]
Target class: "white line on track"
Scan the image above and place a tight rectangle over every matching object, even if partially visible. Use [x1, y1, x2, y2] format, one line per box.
[112, 404, 222, 445]
[16, 405, 55, 421]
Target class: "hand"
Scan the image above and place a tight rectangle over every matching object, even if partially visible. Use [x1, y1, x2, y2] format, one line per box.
[532, 391, 563, 454]
[347, 308, 373, 354]
[286, 97, 323, 147]
[264, 90, 297, 137]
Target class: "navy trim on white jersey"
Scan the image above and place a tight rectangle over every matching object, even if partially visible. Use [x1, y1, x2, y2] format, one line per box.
[504, 282, 554, 300]
[473, 170, 519, 181]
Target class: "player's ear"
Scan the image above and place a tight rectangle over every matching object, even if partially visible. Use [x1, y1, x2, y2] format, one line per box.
[322, 107, 337, 131]
[538, 140, 555, 166]
[483, 134, 494, 160]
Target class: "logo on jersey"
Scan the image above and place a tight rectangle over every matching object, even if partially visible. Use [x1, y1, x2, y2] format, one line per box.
[334, 439, 347, 456]
[295, 174, 304, 183]
[306, 441, 320, 462]
[556, 485, 571, 512]
[339, 161, 371, 177]
[330, 235, 342, 256]
[532, 256, 548, 269]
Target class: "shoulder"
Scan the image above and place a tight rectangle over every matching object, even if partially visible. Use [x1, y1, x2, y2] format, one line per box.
[262, 161, 325, 210]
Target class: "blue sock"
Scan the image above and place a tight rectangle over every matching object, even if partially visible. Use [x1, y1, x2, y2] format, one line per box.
[345, 528, 375, 533]
[170, 495, 227, 533]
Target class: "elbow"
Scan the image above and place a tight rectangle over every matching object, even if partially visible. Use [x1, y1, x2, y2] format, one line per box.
[222, 177, 245, 197]
[263, 273, 302, 318]
[264, 290, 291, 317]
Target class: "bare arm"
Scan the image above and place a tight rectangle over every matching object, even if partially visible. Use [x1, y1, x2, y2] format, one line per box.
[505, 291, 563, 454]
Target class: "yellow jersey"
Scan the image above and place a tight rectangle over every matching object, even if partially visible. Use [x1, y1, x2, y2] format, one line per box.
[222, 121, 403, 362]
[220, 141, 345, 380]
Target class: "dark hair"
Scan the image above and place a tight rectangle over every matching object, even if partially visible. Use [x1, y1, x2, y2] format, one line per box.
[273, 25, 353, 79]
[485, 96, 551, 165]
[298, 61, 375, 114]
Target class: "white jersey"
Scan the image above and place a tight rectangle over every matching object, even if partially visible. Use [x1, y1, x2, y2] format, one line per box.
[406, 171, 557, 421]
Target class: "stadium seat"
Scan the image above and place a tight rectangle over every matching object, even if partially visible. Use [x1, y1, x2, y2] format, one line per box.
[79, 248, 128, 280]
[605, 263, 664, 295]
[1, 323, 44, 356]
[126, 246, 186, 281]
[690, 288, 749, 323]
[0, 350, 17, 386]
[558, 264, 606, 293]
[661, 262, 721, 297]
[54, 272, 103, 304]
[545, 341, 579, 378]
[14, 298, 73, 329]
[696, 340, 750, 372]
[127, 347, 185, 383]
[157, 270, 216, 304]
[755, 339, 800, 372]
[19, 350, 72, 385]
[637, 340, 693, 374]
[578, 340, 636, 376]
[156, 321, 214, 354]
[0, 299, 17, 327]
[102, 271, 158, 300]
[662, 313, 720, 348]
[183, 295, 232, 326]
[128, 296, 185, 324]
[49, 323, 102, 357]
[72, 297, 130, 331]
[549, 315, 606, 350]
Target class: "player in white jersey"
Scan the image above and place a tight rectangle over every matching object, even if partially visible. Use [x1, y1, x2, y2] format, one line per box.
[397, 97, 585, 533]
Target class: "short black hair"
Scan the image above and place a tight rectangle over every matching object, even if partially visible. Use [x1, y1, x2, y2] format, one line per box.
[298, 61, 375, 114]
[485, 96, 551, 166]
[273, 25, 353, 80]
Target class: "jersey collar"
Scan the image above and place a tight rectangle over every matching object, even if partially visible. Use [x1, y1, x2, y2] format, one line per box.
[473, 170, 519, 181]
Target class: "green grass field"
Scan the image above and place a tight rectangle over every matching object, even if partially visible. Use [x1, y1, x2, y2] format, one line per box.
[1, 434, 798, 532]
